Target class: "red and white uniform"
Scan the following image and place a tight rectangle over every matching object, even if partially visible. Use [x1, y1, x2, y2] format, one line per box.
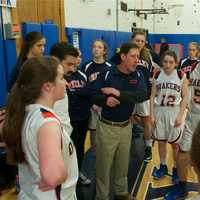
[180, 62, 200, 152]
[18, 104, 78, 200]
[54, 92, 73, 136]
[153, 69, 185, 143]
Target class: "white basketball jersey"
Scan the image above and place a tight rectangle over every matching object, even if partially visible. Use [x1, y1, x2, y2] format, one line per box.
[54, 92, 73, 136]
[154, 69, 184, 107]
[18, 104, 78, 200]
[189, 62, 200, 113]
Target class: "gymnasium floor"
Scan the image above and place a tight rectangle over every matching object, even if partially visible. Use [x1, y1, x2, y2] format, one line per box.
[133, 142, 198, 199]
[0, 131, 199, 200]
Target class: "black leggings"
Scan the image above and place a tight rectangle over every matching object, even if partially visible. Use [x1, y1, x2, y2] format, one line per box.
[70, 118, 89, 170]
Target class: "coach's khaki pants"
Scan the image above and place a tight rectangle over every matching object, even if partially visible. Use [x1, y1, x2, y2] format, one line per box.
[95, 120, 132, 200]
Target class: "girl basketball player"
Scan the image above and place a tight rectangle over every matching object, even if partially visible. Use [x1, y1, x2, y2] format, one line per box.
[165, 55, 200, 200]
[3, 57, 78, 200]
[131, 30, 155, 162]
[150, 51, 188, 183]
[82, 39, 112, 152]
[178, 42, 199, 79]
[9, 31, 46, 90]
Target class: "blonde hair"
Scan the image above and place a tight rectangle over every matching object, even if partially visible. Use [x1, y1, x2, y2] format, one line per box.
[131, 30, 151, 64]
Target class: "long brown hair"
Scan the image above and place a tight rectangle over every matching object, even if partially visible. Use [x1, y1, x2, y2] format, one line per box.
[131, 30, 151, 64]
[3, 56, 59, 164]
[9, 32, 45, 90]
[161, 50, 178, 66]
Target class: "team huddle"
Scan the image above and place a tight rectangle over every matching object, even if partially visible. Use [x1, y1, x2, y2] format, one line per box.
[0, 29, 200, 200]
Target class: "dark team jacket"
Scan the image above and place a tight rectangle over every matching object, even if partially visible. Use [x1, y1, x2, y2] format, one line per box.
[65, 70, 91, 122]
[178, 57, 199, 79]
[136, 59, 153, 98]
[81, 60, 113, 82]
[8, 56, 28, 91]
[90, 66, 148, 122]
[110, 52, 155, 94]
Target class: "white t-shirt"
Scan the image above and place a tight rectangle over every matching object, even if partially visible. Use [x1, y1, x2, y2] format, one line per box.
[18, 104, 78, 200]
[54, 93, 73, 136]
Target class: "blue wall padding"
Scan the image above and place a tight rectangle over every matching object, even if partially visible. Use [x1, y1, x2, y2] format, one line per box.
[41, 23, 59, 55]
[0, 17, 8, 107]
[101, 30, 116, 59]
[66, 28, 200, 61]
[4, 40, 17, 87]
[65, 27, 132, 64]
[21, 22, 42, 39]
[149, 34, 200, 57]
[2, 22, 200, 108]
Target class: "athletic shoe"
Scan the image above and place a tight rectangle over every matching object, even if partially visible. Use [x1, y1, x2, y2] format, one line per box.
[164, 183, 188, 200]
[153, 164, 168, 180]
[144, 146, 152, 162]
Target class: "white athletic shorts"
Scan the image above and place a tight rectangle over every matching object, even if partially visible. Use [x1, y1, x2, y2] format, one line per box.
[153, 106, 184, 143]
[134, 100, 150, 117]
[179, 111, 200, 152]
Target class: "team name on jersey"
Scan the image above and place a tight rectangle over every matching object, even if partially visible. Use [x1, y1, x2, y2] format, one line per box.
[181, 66, 192, 73]
[190, 78, 200, 87]
[68, 80, 86, 89]
[156, 82, 181, 92]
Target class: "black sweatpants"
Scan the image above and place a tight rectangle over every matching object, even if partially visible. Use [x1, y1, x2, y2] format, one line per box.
[70, 118, 89, 170]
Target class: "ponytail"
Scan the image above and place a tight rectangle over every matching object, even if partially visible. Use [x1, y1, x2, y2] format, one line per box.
[3, 83, 26, 164]
[140, 47, 151, 64]
[3, 56, 59, 164]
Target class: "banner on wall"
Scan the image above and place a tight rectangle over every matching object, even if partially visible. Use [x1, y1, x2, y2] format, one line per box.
[0, 0, 16, 7]
[72, 32, 80, 49]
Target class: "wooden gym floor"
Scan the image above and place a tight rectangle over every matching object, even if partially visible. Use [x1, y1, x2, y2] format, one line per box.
[0, 134, 199, 200]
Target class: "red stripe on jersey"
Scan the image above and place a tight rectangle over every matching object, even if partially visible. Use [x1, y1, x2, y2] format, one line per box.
[42, 111, 56, 119]
[40, 108, 59, 120]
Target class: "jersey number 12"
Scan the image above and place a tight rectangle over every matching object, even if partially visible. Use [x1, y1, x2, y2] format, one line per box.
[161, 95, 176, 106]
